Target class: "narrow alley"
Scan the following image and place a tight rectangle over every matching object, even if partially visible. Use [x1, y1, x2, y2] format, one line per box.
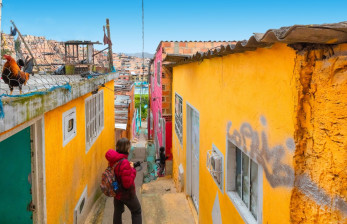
[84, 122, 196, 224]
[0, 2, 346, 222]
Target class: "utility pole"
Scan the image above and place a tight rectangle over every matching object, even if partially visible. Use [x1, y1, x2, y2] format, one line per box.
[10, 20, 39, 72]
[106, 18, 113, 71]
[140, 0, 145, 128]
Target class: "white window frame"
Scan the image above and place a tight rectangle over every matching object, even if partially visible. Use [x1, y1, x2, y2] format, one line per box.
[174, 93, 183, 145]
[226, 140, 263, 224]
[85, 90, 104, 153]
[73, 186, 88, 224]
[63, 107, 77, 147]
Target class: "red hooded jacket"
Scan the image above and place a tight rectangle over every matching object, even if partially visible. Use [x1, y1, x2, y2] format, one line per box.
[105, 149, 136, 200]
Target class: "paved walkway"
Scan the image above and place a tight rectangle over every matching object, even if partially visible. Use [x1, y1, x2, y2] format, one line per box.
[102, 122, 148, 224]
[85, 121, 196, 224]
[142, 177, 197, 224]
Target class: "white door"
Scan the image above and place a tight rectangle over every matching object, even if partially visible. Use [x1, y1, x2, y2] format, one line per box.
[187, 105, 200, 211]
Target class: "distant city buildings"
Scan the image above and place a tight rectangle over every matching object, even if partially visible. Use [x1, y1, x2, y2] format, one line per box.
[1, 33, 151, 79]
[114, 53, 150, 82]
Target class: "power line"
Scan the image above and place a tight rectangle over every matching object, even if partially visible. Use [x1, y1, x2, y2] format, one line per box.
[139, 0, 145, 128]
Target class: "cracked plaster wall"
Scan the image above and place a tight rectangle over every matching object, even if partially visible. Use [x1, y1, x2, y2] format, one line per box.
[291, 43, 347, 223]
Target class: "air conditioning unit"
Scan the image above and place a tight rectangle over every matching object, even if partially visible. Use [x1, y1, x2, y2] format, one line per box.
[207, 149, 223, 185]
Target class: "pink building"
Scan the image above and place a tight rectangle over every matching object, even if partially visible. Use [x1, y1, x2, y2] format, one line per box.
[149, 41, 235, 175]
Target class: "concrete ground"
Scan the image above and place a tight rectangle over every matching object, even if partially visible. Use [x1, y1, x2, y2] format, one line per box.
[85, 121, 196, 224]
[141, 177, 196, 224]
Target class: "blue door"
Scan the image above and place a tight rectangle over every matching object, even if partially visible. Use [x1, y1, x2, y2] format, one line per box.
[0, 127, 33, 223]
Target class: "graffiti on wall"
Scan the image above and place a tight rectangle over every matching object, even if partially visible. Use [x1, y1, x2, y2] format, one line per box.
[227, 116, 347, 215]
[227, 116, 294, 188]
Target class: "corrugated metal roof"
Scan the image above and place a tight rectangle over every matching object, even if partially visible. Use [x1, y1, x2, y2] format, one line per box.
[164, 22, 347, 67]
[115, 95, 131, 106]
[114, 80, 134, 92]
[115, 123, 127, 130]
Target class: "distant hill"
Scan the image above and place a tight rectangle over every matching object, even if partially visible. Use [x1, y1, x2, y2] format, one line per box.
[125, 52, 154, 58]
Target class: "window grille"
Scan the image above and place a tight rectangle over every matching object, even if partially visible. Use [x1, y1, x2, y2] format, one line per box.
[85, 90, 104, 152]
[175, 93, 183, 144]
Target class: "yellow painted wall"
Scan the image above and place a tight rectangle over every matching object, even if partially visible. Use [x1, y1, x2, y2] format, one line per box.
[172, 42, 347, 224]
[172, 43, 297, 223]
[44, 80, 115, 224]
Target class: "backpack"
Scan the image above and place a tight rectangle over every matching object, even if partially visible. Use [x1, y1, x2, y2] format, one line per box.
[100, 159, 124, 197]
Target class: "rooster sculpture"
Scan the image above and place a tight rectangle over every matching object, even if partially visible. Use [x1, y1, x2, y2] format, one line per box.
[1, 55, 30, 94]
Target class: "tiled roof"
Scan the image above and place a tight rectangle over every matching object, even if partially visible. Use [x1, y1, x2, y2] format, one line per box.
[164, 21, 347, 67]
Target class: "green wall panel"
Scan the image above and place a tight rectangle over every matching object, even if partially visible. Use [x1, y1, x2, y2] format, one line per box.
[0, 127, 32, 223]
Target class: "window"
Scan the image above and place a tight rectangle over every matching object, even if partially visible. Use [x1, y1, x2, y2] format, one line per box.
[74, 186, 87, 224]
[85, 91, 104, 152]
[226, 141, 262, 224]
[63, 107, 77, 146]
[175, 93, 183, 144]
[162, 97, 165, 102]
[157, 61, 161, 85]
[162, 85, 166, 91]
[162, 73, 165, 78]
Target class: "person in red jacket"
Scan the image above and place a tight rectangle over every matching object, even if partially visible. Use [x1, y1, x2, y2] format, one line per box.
[105, 138, 142, 224]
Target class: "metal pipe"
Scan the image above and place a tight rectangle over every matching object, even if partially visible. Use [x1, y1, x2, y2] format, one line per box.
[92, 47, 109, 57]
[10, 20, 39, 72]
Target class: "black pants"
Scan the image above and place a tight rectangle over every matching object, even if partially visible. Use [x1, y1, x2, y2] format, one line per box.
[113, 196, 142, 224]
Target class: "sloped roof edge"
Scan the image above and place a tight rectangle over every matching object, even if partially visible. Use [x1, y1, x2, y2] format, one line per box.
[164, 21, 347, 67]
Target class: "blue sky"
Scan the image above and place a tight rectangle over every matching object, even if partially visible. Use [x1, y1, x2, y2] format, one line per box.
[1, 0, 346, 54]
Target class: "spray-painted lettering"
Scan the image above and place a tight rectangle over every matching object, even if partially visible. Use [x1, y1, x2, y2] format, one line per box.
[227, 116, 347, 215]
[227, 116, 294, 188]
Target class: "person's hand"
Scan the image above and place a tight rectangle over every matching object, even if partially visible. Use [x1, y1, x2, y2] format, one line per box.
[130, 162, 134, 168]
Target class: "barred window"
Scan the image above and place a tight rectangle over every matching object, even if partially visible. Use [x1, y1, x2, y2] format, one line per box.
[175, 93, 183, 144]
[85, 91, 104, 152]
